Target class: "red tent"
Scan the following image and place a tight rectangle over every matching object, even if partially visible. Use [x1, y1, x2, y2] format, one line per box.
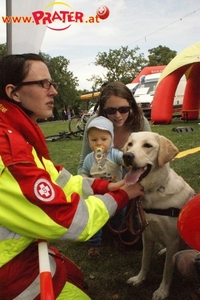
[151, 42, 200, 124]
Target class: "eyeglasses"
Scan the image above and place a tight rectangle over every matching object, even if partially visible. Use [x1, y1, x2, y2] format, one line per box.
[14, 79, 58, 90]
[104, 106, 130, 115]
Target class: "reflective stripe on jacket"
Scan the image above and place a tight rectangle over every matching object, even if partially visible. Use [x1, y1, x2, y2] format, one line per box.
[0, 127, 128, 267]
[0, 100, 129, 298]
[0, 121, 129, 298]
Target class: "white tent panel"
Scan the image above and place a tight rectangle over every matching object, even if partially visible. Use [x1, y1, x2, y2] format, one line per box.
[11, 0, 53, 54]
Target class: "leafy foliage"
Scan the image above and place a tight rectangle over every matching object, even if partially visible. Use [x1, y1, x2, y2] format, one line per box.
[148, 45, 177, 66]
[40, 52, 80, 114]
[0, 43, 6, 58]
[93, 46, 148, 85]
[88, 45, 177, 87]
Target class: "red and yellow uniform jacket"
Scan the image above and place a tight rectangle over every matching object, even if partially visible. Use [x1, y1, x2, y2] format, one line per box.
[0, 100, 129, 299]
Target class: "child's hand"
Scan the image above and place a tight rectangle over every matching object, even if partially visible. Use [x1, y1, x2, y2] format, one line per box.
[108, 180, 125, 191]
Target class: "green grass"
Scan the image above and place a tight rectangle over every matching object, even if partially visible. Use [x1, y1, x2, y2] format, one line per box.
[39, 118, 200, 300]
[40, 120, 82, 173]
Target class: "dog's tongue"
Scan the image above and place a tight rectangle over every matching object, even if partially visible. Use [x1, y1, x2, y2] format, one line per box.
[124, 168, 144, 185]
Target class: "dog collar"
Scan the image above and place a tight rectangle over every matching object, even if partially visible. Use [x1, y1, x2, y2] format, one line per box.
[143, 207, 181, 217]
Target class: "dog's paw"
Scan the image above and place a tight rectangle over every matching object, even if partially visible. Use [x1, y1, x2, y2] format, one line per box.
[127, 275, 144, 287]
[152, 288, 169, 300]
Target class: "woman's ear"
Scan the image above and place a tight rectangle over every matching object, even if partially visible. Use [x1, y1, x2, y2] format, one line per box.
[5, 84, 20, 102]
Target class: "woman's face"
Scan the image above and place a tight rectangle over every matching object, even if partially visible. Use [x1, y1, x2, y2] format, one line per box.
[104, 95, 130, 128]
[11, 61, 57, 121]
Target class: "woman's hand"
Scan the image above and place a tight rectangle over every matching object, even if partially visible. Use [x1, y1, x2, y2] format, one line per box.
[120, 182, 144, 199]
[108, 181, 144, 199]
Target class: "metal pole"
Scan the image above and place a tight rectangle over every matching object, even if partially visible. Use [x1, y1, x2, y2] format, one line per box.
[6, 0, 12, 54]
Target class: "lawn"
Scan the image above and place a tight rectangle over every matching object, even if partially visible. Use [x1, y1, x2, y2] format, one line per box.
[39, 118, 200, 300]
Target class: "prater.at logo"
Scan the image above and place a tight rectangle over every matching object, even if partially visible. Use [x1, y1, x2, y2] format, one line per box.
[31, 2, 110, 31]
[2, 3, 110, 31]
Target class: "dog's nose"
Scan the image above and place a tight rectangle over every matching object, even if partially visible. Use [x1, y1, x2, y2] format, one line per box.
[123, 152, 134, 165]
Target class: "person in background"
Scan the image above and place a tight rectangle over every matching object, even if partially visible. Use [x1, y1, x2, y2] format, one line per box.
[0, 54, 144, 300]
[77, 81, 151, 250]
[62, 107, 67, 121]
[67, 107, 71, 120]
[82, 116, 123, 257]
[53, 106, 59, 120]
[69, 106, 74, 118]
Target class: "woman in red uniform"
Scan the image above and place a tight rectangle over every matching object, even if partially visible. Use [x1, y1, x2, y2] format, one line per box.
[0, 53, 144, 300]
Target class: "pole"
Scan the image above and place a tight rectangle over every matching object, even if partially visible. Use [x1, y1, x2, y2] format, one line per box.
[6, 0, 12, 54]
[38, 240, 55, 300]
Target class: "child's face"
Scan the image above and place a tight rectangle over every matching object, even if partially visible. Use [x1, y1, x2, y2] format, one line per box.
[88, 127, 112, 152]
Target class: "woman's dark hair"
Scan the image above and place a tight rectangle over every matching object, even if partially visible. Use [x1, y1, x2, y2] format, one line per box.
[0, 53, 45, 101]
[0, 53, 45, 115]
[98, 81, 144, 131]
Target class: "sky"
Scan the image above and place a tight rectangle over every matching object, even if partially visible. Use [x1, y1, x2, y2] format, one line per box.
[0, 0, 200, 91]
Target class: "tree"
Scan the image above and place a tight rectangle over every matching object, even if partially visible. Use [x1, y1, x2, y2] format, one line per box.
[87, 74, 104, 91]
[147, 45, 177, 66]
[90, 46, 148, 85]
[40, 53, 80, 115]
[0, 43, 7, 58]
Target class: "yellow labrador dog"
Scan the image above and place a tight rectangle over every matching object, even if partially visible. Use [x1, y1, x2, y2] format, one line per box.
[122, 131, 195, 300]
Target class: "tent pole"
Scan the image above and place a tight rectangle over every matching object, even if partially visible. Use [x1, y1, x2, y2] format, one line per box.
[6, 0, 12, 54]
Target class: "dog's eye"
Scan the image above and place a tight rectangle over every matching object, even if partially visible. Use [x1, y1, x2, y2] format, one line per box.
[144, 143, 152, 148]
[127, 142, 133, 147]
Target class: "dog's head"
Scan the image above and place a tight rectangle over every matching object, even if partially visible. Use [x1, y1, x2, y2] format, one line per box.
[122, 131, 179, 184]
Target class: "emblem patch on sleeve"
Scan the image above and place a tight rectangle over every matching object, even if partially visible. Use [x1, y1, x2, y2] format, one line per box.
[34, 179, 55, 202]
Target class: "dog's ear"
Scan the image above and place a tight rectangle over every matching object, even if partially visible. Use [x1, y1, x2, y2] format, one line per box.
[158, 136, 179, 167]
